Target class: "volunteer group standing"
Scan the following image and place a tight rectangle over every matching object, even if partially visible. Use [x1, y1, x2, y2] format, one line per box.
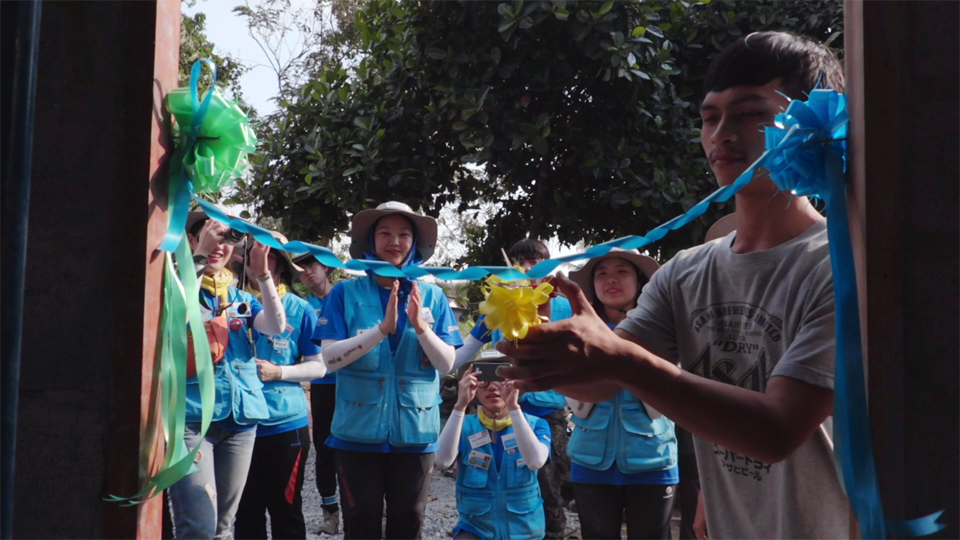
[166, 30, 852, 540]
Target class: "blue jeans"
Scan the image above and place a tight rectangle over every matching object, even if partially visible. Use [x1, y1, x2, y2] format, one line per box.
[168, 422, 257, 539]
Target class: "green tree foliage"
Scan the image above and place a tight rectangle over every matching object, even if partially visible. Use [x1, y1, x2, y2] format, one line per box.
[249, 0, 843, 263]
[180, 11, 255, 116]
[232, 0, 365, 103]
[227, 0, 364, 232]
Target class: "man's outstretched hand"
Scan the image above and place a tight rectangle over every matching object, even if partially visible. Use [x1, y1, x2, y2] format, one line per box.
[496, 273, 632, 401]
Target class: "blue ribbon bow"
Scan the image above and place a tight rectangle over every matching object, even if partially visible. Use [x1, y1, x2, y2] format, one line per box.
[763, 89, 943, 539]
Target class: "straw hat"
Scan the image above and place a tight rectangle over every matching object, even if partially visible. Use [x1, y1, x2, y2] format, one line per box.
[705, 213, 737, 243]
[185, 203, 244, 236]
[569, 248, 660, 303]
[248, 230, 304, 277]
[348, 201, 438, 262]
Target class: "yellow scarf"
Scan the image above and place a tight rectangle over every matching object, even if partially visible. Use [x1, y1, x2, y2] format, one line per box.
[478, 407, 513, 433]
[244, 281, 287, 299]
[200, 268, 233, 307]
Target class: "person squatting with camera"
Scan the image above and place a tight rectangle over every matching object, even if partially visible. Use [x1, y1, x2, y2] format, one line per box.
[454, 239, 575, 540]
[435, 357, 552, 540]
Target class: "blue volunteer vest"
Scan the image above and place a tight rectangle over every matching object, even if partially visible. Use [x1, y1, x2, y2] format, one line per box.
[186, 287, 270, 425]
[568, 388, 677, 474]
[330, 275, 446, 446]
[254, 292, 310, 426]
[491, 296, 573, 412]
[306, 294, 336, 384]
[455, 414, 545, 540]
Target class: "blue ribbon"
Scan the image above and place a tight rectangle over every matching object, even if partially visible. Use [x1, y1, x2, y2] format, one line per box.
[158, 59, 218, 252]
[764, 89, 944, 539]
[192, 157, 760, 280]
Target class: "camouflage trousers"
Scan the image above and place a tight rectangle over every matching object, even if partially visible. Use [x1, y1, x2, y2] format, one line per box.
[538, 409, 571, 539]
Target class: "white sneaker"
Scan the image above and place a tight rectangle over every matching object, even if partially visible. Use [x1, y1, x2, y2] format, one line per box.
[316, 509, 340, 536]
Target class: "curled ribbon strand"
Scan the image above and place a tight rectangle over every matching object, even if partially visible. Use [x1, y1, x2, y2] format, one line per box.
[106, 238, 215, 505]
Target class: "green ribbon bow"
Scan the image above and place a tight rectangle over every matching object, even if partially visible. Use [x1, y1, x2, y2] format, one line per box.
[166, 85, 257, 194]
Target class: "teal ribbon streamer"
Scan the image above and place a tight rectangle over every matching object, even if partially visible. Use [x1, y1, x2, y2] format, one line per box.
[158, 59, 218, 252]
[191, 162, 758, 280]
[764, 89, 943, 539]
[105, 237, 216, 505]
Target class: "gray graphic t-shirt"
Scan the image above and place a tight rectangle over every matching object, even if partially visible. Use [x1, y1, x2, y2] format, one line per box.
[619, 220, 851, 539]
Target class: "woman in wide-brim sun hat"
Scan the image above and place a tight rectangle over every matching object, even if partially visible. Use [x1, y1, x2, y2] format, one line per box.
[566, 248, 680, 540]
[234, 229, 325, 539]
[312, 201, 464, 539]
[167, 207, 288, 539]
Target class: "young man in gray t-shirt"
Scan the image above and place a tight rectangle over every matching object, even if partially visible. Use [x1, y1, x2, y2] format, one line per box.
[499, 32, 853, 538]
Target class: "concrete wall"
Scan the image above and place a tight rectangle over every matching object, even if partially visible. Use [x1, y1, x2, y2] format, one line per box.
[13, 1, 174, 537]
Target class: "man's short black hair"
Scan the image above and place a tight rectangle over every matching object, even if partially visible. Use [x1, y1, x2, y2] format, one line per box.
[704, 31, 844, 100]
[294, 254, 334, 277]
[508, 238, 550, 263]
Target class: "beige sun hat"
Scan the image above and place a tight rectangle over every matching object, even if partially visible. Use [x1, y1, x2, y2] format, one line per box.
[705, 213, 737, 243]
[348, 201, 438, 262]
[185, 203, 241, 236]
[569, 248, 660, 303]
[248, 230, 304, 276]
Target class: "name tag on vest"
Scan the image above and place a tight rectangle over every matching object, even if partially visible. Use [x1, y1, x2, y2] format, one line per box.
[272, 338, 290, 350]
[501, 433, 518, 450]
[468, 450, 492, 470]
[469, 430, 492, 449]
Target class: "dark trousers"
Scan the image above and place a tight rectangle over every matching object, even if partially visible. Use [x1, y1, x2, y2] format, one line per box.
[677, 452, 701, 540]
[311, 383, 339, 512]
[539, 409, 571, 539]
[335, 449, 433, 540]
[235, 426, 310, 540]
[573, 482, 676, 540]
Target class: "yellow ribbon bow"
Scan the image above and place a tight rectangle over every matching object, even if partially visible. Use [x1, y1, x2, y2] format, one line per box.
[478, 274, 554, 341]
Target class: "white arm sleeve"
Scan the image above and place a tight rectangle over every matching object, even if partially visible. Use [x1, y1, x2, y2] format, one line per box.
[320, 328, 388, 372]
[435, 409, 464, 470]
[509, 409, 549, 470]
[279, 353, 327, 382]
[417, 327, 456, 374]
[452, 334, 484, 372]
[251, 275, 286, 335]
